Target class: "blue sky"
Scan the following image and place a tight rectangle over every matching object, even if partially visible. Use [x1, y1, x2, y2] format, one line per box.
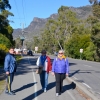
[9, 0, 91, 29]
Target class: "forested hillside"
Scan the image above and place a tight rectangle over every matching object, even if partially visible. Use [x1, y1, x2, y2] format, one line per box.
[13, 6, 92, 40]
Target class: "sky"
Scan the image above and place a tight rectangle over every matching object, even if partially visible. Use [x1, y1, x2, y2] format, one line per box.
[8, 0, 91, 29]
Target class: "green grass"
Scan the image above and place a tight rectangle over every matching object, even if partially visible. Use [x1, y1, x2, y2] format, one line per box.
[15, 54, 22, 63]
[0, 80, 5, 94]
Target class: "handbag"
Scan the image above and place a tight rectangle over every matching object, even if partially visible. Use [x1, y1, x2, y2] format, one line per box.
[36, 66, 43, 74]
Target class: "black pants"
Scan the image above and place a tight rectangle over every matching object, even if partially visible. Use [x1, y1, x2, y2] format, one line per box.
[55, 73, 66, 93]
[6, 73, 14, 92]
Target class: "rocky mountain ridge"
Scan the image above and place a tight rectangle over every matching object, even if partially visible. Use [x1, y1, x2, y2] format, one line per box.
[13, 5, 92, 41]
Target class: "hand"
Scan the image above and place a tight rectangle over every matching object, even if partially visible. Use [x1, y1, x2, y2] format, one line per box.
[51, 72, 55, 76]
[66, 74, 68, 77]
[49, 71, 51, 73]
[6, 71, 9, 75]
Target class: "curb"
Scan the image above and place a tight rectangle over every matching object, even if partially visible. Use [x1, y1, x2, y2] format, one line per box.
[66, 77, 99, 100]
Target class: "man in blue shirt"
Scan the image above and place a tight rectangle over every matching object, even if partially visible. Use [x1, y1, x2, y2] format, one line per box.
[4, 47, 17, 95]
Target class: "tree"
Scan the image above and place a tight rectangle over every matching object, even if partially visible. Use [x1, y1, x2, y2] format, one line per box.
[0, 0, 14, 60]
[89, 0, 100, 61]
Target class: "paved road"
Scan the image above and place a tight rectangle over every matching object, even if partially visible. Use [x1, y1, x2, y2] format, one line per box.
[0, 55, 86, 100]
[68, 58, 100, 100]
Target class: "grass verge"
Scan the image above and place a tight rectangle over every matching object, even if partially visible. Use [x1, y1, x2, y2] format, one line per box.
[0, 80, 6, 94]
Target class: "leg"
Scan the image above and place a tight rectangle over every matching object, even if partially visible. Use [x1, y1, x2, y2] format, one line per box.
[55, 73, 60, 94]
[44, 71, 49, 91]
[60, 73, 65, 92]
[9, 73, 14, 92]
[39, 71, 45, 89]
[5, 75, 10, 93]
[6, 73, 15, 95]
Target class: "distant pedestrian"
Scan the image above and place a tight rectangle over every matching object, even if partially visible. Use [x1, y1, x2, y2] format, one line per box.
[52, 50, 69, 96]
[4, 47, 17, 95]
[36, 50, 52, 92]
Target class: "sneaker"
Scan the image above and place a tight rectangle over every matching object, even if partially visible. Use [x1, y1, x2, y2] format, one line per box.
[8, 91, 15, 95]
[5, 90, 8, 93]
[56, 93, 59, 97]
[44, 89, 47, 93]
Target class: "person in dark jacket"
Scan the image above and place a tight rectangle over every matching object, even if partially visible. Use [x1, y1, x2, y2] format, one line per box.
[4, 47, 17, 95]
[52, 50, 69, 96]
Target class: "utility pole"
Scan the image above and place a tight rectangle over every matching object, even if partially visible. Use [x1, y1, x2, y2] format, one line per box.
[19, 23, 27, 55]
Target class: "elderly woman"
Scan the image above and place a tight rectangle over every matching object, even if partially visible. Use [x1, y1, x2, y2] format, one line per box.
[52, 50, 69, 96]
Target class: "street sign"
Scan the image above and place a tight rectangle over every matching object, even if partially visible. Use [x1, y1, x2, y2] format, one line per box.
[35, 47, 38, 51]
[80, 49, 83, 53]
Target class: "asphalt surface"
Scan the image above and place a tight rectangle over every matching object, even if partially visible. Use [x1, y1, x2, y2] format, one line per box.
[0, 55, 86, 100]
[68, 58, 100, 100]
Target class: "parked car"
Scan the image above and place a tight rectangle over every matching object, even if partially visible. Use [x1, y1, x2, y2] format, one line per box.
[27, 50, 33, 56]
[54, 52, 58, 56]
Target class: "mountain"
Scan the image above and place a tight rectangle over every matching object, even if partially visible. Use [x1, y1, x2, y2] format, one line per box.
[12, 5, 92, 41]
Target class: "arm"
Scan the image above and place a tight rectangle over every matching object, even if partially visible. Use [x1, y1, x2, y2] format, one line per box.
[14, 57, 17, 72]
[47, 56, 52, 71]
[36, 57, 40, 67]
[66, 59, 69, 76]
[51, 58, 56, 76]
[4, 55, 10, 75]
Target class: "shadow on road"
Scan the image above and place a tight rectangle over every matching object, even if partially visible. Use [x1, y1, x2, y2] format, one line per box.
[22, 82, 55, 100]
[22, 81, 76, 100]
[69, 62, 77, 66]
[63, 82, 76, 93]
[47, 82, 55, 90]
[15, 57, 37, 76]
[69, 69, 93, 77]
[14, 82, 37, 93]
[69, 70, 80, 77]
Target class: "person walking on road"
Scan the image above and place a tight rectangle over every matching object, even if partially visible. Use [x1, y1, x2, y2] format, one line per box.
[4, 47, 17, 95]
[52, 50, 69, 96]
[36, 50, 52, 92]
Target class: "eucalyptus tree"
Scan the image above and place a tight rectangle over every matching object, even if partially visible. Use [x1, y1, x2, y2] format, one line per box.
[40, 23, 55, 53]
[0, 0, 14, 59]
[89, 0, 100, 61]
[0, 0, 14, 45]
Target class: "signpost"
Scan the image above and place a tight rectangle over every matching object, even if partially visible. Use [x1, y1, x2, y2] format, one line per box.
[35, 47, 38, 53]
[80, 49, 83, 59]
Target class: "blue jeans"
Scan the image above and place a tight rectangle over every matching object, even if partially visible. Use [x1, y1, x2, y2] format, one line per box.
[39, 71, 49, 89]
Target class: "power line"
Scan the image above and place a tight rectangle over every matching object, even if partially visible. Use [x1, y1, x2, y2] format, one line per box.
[22, 0, 26, 25]
[24, 0, 27, 27]
[14, 0, 22, 23]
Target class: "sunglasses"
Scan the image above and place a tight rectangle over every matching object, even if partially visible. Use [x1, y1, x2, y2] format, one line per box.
[59, 53, 63, 54]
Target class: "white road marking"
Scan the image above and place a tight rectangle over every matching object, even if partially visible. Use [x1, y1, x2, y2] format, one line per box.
[73, 76, 78, 80]
[82, 82, 92, 89]
[28, 57, 38, 100]
[84, 65, 92, 67]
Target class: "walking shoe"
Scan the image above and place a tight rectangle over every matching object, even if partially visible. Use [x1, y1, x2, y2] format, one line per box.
[44, 89, 47, 93]
[5, 90, 8, 94]
[56, 93, 59, 97]
[7, 91, 15, 95]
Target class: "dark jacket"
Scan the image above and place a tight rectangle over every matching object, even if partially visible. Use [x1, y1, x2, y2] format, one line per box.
[4, 53, 17, 73]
